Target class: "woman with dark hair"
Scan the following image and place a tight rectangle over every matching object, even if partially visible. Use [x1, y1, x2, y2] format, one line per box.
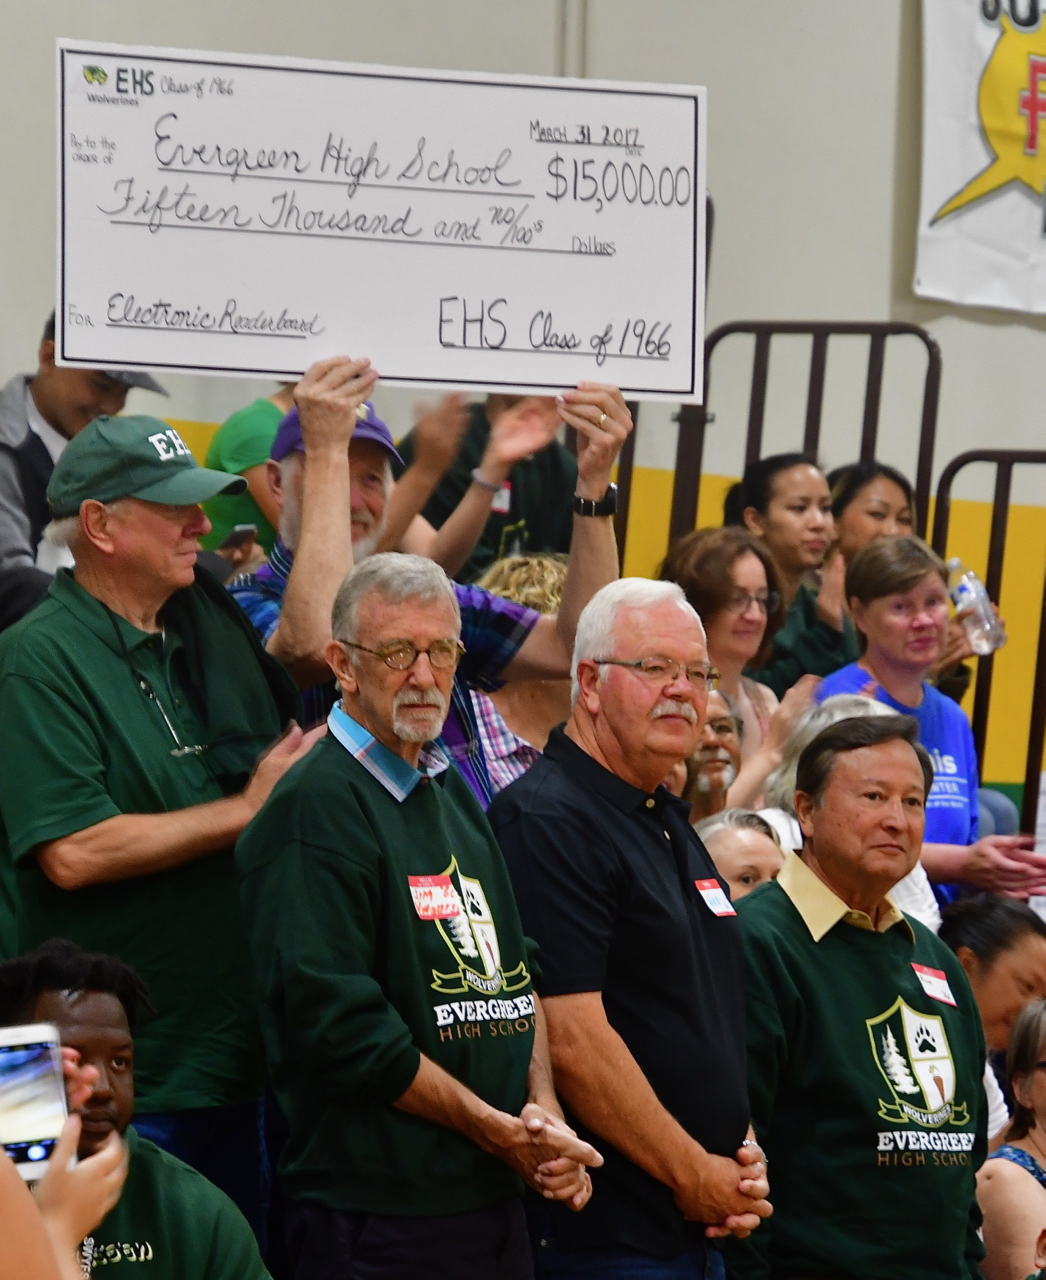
[661, 525, 818, 807]
[817, 536, 1046, 900]
[978, 999, 1046, 1279]
[724, 453, 858, 697]
[940, 896, 1046, 1150]
[827, 460, 914, 563]
[828, 460, 990, 704]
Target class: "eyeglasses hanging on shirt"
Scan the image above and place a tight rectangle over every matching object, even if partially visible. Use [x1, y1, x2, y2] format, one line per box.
[105, 608, 208, 758]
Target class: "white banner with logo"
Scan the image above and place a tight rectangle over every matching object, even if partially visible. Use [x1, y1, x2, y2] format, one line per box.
[916, 0, 1046, 314]
[57, 40, 706, 400]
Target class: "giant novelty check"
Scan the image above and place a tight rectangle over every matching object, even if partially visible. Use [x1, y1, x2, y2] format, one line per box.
[57, 41, 706, 400]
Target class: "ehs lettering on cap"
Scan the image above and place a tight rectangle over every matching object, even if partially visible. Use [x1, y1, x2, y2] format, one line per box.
[694, 878, 736, 917]
[491, 482, 512, 515]
[912, 962, 956, 1006]
[408, 874, 461, 920]
[147, 429, 191, 461]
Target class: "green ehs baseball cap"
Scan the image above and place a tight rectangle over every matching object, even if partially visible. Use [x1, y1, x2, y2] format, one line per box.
[47, 416, 247, 518]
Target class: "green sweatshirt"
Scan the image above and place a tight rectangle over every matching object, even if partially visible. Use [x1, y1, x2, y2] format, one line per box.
[234, 731, 538, 1216]
[726, 856, 985, 1280]
[82, 1127, 269, 1277]
[747, 582, 859, 698]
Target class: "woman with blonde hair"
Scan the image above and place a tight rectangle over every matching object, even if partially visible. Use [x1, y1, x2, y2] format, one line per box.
[470, 554, 570, 794]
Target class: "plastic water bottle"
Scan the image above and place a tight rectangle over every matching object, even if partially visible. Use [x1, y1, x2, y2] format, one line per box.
[946, 559, 1007, 656]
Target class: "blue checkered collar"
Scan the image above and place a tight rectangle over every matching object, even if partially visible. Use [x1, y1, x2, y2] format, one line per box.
[327, 703, 449, 802]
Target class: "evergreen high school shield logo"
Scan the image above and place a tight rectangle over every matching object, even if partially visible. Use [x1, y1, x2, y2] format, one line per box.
[867, 997, 970, 1128]
[408, 858, 530, 997]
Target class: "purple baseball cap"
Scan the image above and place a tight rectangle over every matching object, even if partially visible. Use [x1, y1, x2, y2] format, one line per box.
[270, 401, 404, 467]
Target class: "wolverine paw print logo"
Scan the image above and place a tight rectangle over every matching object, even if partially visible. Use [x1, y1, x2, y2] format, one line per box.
[83, 66, 108, 85]
[914, 1023, 940, 1054]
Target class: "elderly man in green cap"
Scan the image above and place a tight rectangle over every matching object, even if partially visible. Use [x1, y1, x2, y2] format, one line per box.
[0, 396, 350, 1237]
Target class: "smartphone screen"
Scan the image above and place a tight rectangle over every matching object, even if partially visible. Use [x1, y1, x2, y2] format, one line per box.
[0, 1027, 67, 1179]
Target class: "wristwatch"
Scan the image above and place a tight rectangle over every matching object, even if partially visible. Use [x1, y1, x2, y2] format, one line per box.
[573, 483, 618, 517]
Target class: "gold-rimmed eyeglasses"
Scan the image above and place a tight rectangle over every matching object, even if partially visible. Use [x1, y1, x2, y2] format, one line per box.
[343, 639, 466, 671]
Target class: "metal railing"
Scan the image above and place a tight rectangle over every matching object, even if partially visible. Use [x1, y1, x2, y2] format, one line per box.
[669, 320, 942, 544]
[929, 449, 1046, 833]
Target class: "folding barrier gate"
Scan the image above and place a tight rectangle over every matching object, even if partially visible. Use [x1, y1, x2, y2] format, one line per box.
[930, 449, 1046, 833]
[667, 320, 943, 544]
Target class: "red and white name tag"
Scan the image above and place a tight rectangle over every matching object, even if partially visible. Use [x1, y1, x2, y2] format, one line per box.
[695, 878, 736, 917]
[491, 483, 512, 515]
[408, 875, 460, 920]
[912, 962, 956, 1006]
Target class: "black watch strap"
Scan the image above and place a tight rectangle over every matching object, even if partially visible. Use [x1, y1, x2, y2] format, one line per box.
[573, 482, 618, 517]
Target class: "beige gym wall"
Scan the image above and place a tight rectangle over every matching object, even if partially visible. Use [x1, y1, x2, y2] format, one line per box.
[2, 0, 1044, 782]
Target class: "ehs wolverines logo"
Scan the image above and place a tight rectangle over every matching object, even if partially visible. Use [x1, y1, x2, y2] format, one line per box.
[408, 859, 530, 997]
[868, 998, 969, 1128]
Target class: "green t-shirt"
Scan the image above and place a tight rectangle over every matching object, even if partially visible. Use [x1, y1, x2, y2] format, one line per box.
[395, 402, 577, 582]
[0, 571, 266, 1112]
[726, 877, 986, 1280]
[747, 581, 859, 698]
[82, 1126, 269, 1277]
[235, 731, 537, 1216]
[201, 399, 283, 552]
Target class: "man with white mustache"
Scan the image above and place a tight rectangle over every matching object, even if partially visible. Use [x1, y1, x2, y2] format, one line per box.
[489, 578, 771, 1278]
[235, 553, 603, 1279]
[229, 356, 632, 810]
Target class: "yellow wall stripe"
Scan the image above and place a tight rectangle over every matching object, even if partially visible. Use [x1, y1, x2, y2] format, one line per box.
[166, 418, 1044, 786]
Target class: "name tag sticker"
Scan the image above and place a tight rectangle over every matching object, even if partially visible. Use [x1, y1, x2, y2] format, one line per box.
[912, 962, 956, 1006]
[491, 483, 512, 515]
[694, 878, 736, 917]
[408, 875, 460, 920]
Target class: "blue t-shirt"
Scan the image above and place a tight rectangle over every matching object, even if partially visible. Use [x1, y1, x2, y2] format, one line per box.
[816, 663, 979, 847]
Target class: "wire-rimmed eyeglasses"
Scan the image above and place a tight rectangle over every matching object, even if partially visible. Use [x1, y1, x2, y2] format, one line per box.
[593, 656, 720, 690]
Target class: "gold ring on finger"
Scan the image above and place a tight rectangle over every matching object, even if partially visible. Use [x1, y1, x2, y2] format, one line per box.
[599, 412, 607, 426]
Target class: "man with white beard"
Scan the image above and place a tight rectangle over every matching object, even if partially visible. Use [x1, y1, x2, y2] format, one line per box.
[234, 553, 603, 1279]
[229, 356, 632, 809]
[682, 688, 743, 824]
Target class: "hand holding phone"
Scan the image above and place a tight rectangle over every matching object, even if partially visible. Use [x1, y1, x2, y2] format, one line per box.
[0, 1023, 67, 1180]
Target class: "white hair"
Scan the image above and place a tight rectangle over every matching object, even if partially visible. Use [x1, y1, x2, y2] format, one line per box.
[693, 807, 782, 850]
[42, 499, 133, 550]
[762, 694, 895, 813]
[331, 552, 461, 648]
[570, 578, 705, 706]
[42, 516, 80, 548]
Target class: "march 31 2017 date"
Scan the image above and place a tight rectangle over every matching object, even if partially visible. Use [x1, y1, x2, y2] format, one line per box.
[530, 120, 643, 150]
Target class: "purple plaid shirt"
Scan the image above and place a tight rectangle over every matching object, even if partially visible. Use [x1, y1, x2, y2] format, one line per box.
[228, 540, 540, 807]
[470, 690, 542, 794]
